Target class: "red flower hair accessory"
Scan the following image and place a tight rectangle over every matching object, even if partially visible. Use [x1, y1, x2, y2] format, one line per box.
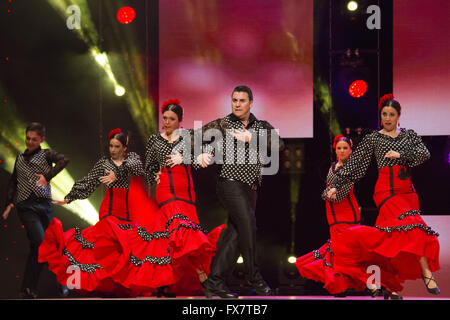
[333, 135, 344, 149]
[161, 99, 181, 113]
[108, 128, 122, 140]
[378, 94, 395, 111]
[333, 135, 353, 149]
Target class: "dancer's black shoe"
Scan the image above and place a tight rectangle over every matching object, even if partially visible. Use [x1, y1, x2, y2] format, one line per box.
[58, 284, 70, 298]
[422, 275, 440, 295]
[368, 287, 382, 298]
[202, 279, 238, 299]
[334, 292, 347, 298]
[152, 286, 176, 298]
[20, 288, 38, 299]
[382, 288, 403, 300]
[248, 274, 273, 296]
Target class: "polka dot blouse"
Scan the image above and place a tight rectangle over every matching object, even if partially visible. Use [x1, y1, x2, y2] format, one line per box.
[321, 162, 355, 203]
[65, 152, 144, 203]
[329, 128, 430, 191]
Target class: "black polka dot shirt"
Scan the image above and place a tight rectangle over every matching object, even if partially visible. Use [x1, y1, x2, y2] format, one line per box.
[329, 128, 430, 191]
[5, 147, 69, 207]
[189, 113, 284, 187]
[65, 152, 144, 203]
[321, 162, 355, 203]
[144, 132, 197, 185]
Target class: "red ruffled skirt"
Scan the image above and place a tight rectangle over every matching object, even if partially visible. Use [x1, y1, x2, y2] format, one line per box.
[330, 166, 440, 292]
[296, 190, 364, 294]
[152, 166, 225, 295]
[38, 178, 176, 296]
[98, 166, 224, 296]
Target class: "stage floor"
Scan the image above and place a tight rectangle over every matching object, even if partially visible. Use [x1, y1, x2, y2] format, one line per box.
[8, 295, 448, 300]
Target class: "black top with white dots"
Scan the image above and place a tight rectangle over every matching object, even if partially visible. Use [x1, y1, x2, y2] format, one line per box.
[187, 113, 284, 187]
[329, 128, 430, 191]
[65, 152, 144, 203]
[322, 162, 355, 203]
[144, 132, 196, 186]
[5, 147, 69, 207]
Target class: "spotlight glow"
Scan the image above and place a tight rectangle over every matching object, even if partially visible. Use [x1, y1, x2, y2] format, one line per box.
[94, 52, 108, 67]
[47, 0, 158, 143]
[288, 256, 297, 264]
[115, 85, 126, 96]
[347, 1, 358, 11]
[237, 255, 244, 264]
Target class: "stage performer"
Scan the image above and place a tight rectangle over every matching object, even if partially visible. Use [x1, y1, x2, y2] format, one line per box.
[38, 128, 171, 297]
[296, 135, 366, 296]
[2, 122, 69, 299]
[186, 85, 284, 298]
[326, 94, 440, 299]
[140, 99, 225, 296]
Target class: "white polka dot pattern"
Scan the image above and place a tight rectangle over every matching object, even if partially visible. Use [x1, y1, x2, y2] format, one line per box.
[12, 148, 69, 204]
[65, 152, 144, 202]
[321, 162, 355, 203]
[330, 128, 430, 191]
[144, 133, 191, 185]
[189, 113, 282, 186]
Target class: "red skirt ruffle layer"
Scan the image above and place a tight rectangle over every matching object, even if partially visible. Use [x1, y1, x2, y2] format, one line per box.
[39, 172, 225, 296]
[137, 165, 225, 295]
[38, 177, 190, 296]
[38, 216, 143, 296]
[330, 166, 440, 292]
[296, 235, 366, 294]
[159, 200, 225, 295]
[296, 189, 362, 294]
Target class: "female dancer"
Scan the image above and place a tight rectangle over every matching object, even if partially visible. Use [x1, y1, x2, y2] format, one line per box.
[134, 99, 224, 295]
[38, 128, 167, 296]
[327, 94, 440, 299]
[296, 135, 365, 295]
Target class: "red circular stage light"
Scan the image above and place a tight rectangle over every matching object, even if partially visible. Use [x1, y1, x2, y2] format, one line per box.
[117, 7, 136, 24]
[349, 80, 367, 98]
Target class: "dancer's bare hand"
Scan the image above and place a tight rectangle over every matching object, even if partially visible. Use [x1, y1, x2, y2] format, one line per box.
[196, 153, 213, 168]
[35, 174, 48, 187]
[327, 187, 337, 201]
[155, 168, 162, 185]
[100, 170, 117, 185]
[53, 199, 69, 206]
[384, 150, 400, 159]
[166, 151, 183, 168]
[2, 203, 14, 220]
[230, 128, 252, 143]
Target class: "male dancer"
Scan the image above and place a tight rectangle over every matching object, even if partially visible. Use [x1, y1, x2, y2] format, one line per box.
[2, 123, 69, 298]
[191, 86, 284, 298]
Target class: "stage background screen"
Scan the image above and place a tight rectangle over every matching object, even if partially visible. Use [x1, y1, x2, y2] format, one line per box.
[393, 0, 450, 136]
[159, 0, 313, 138]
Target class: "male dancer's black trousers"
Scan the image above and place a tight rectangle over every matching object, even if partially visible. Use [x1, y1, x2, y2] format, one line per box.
[16, 196, 53, 291]
[208, 178, 260, 286]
